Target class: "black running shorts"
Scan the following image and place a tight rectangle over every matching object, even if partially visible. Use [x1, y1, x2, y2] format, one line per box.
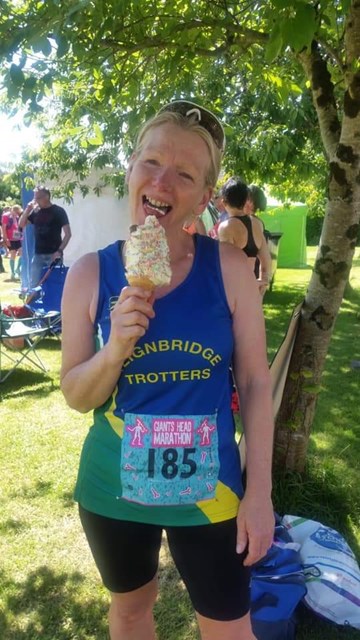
[79, 505, 250, 621]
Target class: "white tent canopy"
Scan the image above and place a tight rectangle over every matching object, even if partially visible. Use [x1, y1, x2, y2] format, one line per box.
[53, 171, 131, 267]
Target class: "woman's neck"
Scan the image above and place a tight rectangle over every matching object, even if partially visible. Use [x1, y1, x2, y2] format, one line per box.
[225, 205, 246, 217]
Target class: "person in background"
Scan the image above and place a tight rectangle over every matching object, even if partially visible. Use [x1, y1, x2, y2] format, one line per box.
[1, 204, 23, 281]
[244, 184, 267, 221]
[183, 213, 207, 235]
[61, 100, 274, 640]
[214, 190, 228, 222]
[208, 189, 228, 239]
[0, 215, 6, 274]
[19, 186, 71, 288]
[218, 177, 272, 297]
[244, 184, 269, 280]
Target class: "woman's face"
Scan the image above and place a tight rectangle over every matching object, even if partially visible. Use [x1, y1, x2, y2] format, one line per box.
[127, 123, 213, 231]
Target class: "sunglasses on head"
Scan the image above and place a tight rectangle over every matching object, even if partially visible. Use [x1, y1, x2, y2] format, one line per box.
[157, 100, 226, 153]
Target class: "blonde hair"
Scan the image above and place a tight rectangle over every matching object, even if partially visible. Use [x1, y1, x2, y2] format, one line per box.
[11, 205, 23, 214]
[135, 111, 222, 188]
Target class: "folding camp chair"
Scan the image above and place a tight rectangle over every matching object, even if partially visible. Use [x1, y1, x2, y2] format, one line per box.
[24, 260, 68, 337]
[0, 314, 53, 383]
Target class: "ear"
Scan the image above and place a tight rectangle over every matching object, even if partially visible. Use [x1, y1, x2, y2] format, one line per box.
[195, 187, 213, 215]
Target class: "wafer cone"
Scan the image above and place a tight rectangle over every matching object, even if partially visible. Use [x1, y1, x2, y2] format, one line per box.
[127, 275, 156, 292]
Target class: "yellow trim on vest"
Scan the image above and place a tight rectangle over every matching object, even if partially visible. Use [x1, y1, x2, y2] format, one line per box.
[196, 481, 240, 523]
[104, 386, 124, 438]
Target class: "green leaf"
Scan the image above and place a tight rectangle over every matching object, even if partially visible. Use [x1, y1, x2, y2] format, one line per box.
[282, 5, 317, 52]
[22, 86, 36, 103]
[42, 73, 54, 89]
[23, 76, 37, 89]
[31, 36, 52, 56]
[10, 63, 25, 87]
[265, 23, 283, 63]
[92, 123, 104, 144]
[271, 0, 294, 7]
[56, 35, 70, 58]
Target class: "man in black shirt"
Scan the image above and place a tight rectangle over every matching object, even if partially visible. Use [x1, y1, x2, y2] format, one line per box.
[19, 186, 72, 288]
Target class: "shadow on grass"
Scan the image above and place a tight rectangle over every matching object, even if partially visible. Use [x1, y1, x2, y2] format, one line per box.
[264, 286, 305, 358]
[39, 337, 62, 352]
[0, 560, 198, 640]
[296, 603, 360, 640]
[0, 370, 58, 401]
[0, 518, 27, 534]
[273, 466, 360, 559]
[62, 490, 78, 510]
[13, 480, 54, 501]
[0, 566, 109, 640]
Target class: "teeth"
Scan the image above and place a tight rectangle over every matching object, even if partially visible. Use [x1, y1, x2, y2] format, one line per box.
[147, 197, 170, 208]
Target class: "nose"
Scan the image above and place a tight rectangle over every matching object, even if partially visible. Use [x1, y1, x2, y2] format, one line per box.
[152, 166, 174, 191]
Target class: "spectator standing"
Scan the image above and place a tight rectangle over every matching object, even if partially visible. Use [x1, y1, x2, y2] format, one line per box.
[207, 189, 229, 239]
[19, 186, 71, 288]
[218, 177, 272, 296]
[244, 184, 269, 279]
[2, 204, 23, 281]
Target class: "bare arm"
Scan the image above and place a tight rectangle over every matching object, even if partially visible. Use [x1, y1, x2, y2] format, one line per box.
[218, 218, 247, 248]
[60, 224, 71, 251]
[18, 202, 34, 229]
[53, 223, 72, 260]
[1, 223, 8, 246]
[257, 233, 272, 296]
[220, 243, 274, 565]
[60, 253, 155, 413]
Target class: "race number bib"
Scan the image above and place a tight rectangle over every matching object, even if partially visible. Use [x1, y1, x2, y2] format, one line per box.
[120, 413, 220, 506]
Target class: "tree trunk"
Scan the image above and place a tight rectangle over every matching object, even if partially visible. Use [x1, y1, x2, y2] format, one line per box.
[274, 3, 360, 471]
[274, 189, 359, 472]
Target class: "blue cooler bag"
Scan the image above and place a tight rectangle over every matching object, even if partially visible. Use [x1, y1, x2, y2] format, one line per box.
[250, 518, 307, 640]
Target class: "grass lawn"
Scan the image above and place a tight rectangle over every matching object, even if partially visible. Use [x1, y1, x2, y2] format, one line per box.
[0, 247, 359, 639]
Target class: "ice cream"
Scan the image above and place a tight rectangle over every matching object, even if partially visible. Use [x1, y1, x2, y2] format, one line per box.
[125, 215, 172, 291]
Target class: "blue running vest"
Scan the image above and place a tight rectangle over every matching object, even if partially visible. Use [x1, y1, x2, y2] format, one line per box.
[74, 234, 244, 525]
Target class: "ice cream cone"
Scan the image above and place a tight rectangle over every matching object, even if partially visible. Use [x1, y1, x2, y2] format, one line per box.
[127, 275, 156, 292]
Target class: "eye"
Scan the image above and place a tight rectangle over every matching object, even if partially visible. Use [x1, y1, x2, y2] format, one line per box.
[145, 158, 159, 166]
[179, 171, 194, 182]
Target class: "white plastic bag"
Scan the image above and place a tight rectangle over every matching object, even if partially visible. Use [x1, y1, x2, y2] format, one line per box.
[283, 515, 360, 629]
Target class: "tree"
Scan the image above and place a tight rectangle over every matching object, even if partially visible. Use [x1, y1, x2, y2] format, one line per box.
[0, 0, 359, 470]
[0, 164, 21, 206]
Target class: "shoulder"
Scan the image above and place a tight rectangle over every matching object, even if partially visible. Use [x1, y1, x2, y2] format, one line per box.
[63, 253, 98, 302]
[52, 204, 68, 217]
[218, 216, 246, 243]
[251, 216, 265, 232]
[66, 252, 98, 285]
[62, 253, 99, 324]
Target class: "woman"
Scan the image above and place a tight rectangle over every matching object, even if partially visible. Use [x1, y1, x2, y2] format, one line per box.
[244, 184, 270, 281]
[61, 100, 274, 640]
[218, 177, 272, 297]
[1, 204, 23, 281]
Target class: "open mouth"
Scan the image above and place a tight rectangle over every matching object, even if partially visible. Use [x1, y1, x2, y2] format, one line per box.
[143, 196, 172, 217]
